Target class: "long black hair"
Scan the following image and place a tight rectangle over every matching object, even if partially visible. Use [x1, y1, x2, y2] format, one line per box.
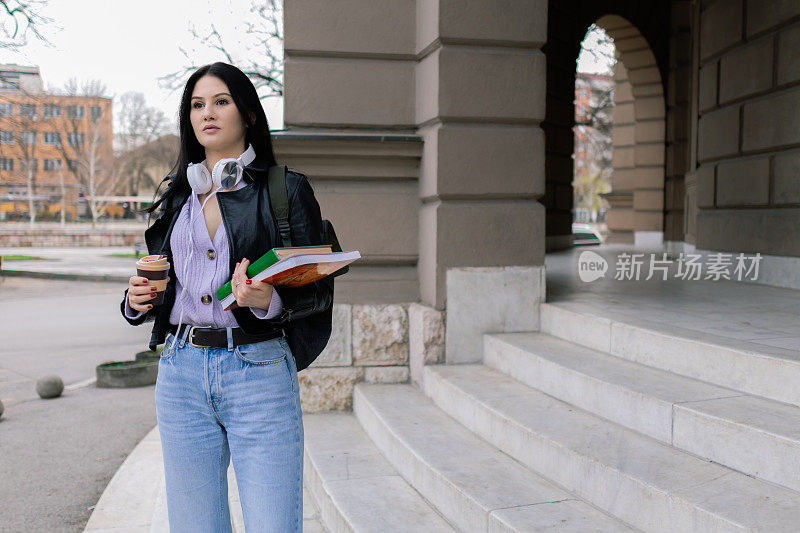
[139, 61, 278, 219]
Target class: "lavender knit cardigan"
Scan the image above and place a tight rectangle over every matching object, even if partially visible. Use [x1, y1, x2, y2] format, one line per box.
[124, 179, 283, 325]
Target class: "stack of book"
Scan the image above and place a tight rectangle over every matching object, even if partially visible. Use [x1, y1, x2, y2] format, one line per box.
[217, 245, 360, 310]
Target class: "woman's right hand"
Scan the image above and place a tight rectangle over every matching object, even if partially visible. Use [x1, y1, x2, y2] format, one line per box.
[127, 275, 170, 312]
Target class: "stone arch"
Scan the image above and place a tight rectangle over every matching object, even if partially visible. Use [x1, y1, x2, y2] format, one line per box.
[542, 0, 671, 252]
[597, 14, 666, 247]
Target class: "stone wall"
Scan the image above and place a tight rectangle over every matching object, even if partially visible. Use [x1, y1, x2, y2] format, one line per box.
[695, 0, 800, 257]
[0, 223, 145, 247]
[298, 303, 412, 412]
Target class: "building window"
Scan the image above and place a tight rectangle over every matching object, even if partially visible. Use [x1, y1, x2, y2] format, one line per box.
[0, 130, 13, 144]
[66, 105, 85, 119]
[0, 158, 14, 170]
[90, 106, 102, 121]
[44, 158, 62, 171]
[0, 71, 20, 90]
[19, 158, 38, 171]
[67, 132, 84, 146]
[18, 104, 36, 120]
[18, 131, 36, 145]
[43, 132, 61, 146]
[43, 104, 61, 118]
[67, 158, 79, 171]
[0, 103, 12, 117]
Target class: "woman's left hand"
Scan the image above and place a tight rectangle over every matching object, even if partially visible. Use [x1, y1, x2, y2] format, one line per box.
[232, 258, 273, 310]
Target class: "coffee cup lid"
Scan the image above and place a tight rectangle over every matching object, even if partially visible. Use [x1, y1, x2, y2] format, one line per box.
[136, 254, 168, 268]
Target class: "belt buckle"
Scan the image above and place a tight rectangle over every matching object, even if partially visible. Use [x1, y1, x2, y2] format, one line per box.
[188, 325, 213, 347]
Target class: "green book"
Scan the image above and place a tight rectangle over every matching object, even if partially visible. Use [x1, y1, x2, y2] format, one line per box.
[216, 245, 332, 302]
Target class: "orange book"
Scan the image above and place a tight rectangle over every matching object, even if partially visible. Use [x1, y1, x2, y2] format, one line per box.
[219, 249, 360, 310]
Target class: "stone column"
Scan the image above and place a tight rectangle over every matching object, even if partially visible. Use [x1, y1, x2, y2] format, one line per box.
[605, 57, 636, 243]
[416, 0, 548, 311]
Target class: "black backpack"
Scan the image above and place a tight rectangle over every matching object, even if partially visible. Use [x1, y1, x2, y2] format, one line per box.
[267, 165, 346, 371]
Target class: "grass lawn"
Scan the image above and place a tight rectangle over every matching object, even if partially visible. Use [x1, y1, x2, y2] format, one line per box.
[1, 254, 56, 261]
[106, 252, 147, 259]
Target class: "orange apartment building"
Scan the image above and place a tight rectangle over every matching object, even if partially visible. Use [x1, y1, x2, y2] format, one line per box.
[0, 64, 113, 220]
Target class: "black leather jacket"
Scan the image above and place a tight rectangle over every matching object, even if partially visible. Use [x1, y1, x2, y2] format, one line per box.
[120, 155, 334, 368]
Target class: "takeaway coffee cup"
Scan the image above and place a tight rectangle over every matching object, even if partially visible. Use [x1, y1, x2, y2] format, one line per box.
[136, 254, 170, 305]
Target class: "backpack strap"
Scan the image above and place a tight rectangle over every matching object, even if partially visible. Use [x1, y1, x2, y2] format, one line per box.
[267, 164, 293, 247]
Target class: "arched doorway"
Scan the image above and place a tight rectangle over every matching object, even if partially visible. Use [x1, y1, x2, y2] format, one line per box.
[542, 1, 674, 252]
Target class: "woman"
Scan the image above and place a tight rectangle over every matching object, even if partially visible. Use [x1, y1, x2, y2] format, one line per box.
[120, 61, 332, 532]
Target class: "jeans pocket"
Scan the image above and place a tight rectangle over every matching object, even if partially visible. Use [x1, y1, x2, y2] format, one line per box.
[160, 333, 177, 360]
[234, 337, 288, 365]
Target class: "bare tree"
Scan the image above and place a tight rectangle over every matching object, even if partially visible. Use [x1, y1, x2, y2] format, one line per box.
[157, 0, 283, 100]
[113, 134, 179, 214]
[579, 24, 616, 74]
[117, 92, 170, 150]
[0, 97, 47, 225]
[0, 0, 58, 51]
[62, 77, 108, 98]
[573, 74, 614, 217]
[0, 1, 61, 92]
[43, 86, 174, 224]
[45, 97, 120, 226]
[116, 91, 172, 196]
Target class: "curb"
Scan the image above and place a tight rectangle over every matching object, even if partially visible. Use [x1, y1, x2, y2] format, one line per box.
[83, 424, 243, 532]
[83, 424, 168, 532]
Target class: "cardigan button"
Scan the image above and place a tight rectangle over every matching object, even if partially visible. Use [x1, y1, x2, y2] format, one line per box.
[201, 294, 212, 305]
[206, 249, 215, 260]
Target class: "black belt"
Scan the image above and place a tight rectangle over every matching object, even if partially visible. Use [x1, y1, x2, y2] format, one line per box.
[168, 323, 285, 348]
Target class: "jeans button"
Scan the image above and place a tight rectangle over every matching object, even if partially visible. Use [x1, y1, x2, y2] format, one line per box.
[201, 294, 212, 305]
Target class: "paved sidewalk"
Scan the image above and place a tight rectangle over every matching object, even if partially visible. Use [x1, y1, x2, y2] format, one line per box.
[0, 249, 327, 530]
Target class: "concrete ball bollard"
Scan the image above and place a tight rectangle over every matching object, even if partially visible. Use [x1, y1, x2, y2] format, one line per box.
[36, 375, 64, 399]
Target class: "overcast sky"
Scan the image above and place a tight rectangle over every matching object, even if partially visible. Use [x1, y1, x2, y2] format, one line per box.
[577, 25, 616, 75]
[7, 0, 285, 133]
[8, 2, 610, 136]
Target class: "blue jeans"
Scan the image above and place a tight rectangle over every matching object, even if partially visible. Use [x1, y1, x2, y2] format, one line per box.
[155, 328, 303, 532]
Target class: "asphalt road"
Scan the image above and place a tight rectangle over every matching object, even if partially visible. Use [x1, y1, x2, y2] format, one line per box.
[0, 275, 159, 532]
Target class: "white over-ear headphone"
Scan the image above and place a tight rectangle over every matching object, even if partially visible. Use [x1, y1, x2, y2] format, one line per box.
[169, 143, 257, 351]
[186, 143, 256, 194]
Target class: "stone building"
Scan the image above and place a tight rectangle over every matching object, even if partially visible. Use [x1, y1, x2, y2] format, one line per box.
[275, 1, 800, 530]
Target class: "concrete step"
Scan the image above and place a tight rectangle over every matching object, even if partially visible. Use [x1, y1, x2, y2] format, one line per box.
[353, 382, 637, 532]
[483, 331, 800, 493]
[303, 410, 455, 532]
[540, 302, 800, 407]
[423, 364, 800, 533]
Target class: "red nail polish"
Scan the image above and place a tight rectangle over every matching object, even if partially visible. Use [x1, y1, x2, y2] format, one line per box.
[148, 305, 153, 309]
[245, 280, 252, 285]
[142, 278, 148, 283]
